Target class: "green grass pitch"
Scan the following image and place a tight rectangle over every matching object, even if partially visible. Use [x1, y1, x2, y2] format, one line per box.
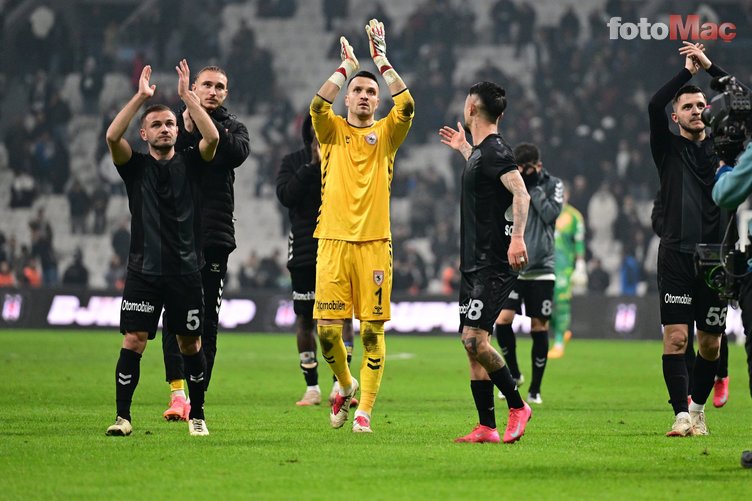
[2, 330, 752, 500]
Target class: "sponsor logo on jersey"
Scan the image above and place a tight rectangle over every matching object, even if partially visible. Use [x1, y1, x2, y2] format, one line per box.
[664, 293, 692, 305]
[292, 291, 315, 301]
[316, 300, 346, 311]
[365, 132, 378, 145]
[373, 270, 384, 286]
[121, 299, 156, 313]
[210, 263, 221, 273]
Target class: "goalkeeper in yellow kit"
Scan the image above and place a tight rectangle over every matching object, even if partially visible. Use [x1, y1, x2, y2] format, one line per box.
[310, 19, 414, 433]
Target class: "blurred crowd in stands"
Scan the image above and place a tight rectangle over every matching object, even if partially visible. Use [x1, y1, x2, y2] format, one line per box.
[2, 0, 752, 295]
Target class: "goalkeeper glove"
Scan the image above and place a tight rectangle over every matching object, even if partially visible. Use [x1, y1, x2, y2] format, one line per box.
[328, 36, 359, 90]
[365, 18, 398, 86]
[571, 258, 588, 288]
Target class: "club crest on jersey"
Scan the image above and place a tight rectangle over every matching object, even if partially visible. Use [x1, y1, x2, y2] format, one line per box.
[373, 270, 384, 286]
[365, 132, 378, 145]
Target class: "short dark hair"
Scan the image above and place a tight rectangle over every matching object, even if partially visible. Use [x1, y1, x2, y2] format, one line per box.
[513, 143, 540, 165]
[140, 104, 175, 126]
[672, 84, 706, 105]
[348, 70, 379, 87]
[468, 81, 507, 122]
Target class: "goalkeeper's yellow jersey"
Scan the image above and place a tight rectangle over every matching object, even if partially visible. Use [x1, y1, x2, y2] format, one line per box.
[310, 89, 414, 242]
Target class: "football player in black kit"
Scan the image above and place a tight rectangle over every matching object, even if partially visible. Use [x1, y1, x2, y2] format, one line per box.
[439, 82, 532, 444]
[275, 116, 356, 407]
[650, 42, 730, 437]
[494, 142, 563, 405]
[160, 65, 250, 421]
[105, 61, 218, 437]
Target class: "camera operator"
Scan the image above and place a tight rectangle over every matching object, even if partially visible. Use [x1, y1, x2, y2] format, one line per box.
[713, 143, 752, 402]
[649, 42, 729, 437]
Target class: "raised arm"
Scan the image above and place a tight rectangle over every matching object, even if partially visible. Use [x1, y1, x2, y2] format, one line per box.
[501, 169, 530, 271]
[176, 59, 219, 162]
[365, 19, 406, 96]
[438, 122, 473, 160]
[678, 41, 729, 79]
[105, 65, 155, 165]
[315, 37, 360, 104]
[177, 111, 250, 168]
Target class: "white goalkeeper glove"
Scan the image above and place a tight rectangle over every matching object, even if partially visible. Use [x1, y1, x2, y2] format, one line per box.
[571, 258, 588, 288]
[365, 18, 398, 86]
[328, 36, 360, 89]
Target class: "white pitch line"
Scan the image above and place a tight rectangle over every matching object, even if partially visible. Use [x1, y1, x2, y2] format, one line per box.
[389, 352, 416, 361]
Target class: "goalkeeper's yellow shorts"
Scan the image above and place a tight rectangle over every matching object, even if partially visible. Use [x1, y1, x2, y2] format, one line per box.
[314, 238, 392, 321]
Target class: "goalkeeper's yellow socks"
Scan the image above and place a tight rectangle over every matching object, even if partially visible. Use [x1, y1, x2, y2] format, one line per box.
[318, 323, 353, 391]
[358, 321, 386, 415]
[169, 379, 186, 398]
[333, 341, 354, 383]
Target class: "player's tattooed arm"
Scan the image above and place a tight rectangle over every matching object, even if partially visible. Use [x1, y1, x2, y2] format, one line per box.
[501, 169, 530, 270]
[501, 170, 529, 238]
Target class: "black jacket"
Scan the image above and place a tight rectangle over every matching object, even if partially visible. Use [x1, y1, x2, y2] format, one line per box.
[276, 119, 320, 269]
[176, 105, 250, 252]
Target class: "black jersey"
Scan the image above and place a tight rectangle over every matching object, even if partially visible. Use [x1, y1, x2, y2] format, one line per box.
[460, 133, 518, 273]
[116, 149, 205, 275]
[648, 67, 727, 254]
[276, 147, 320, 269]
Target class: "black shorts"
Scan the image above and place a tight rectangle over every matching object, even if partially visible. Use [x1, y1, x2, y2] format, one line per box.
[120, 270, 204, 339]
[657, 245, 727, 333]
[502, 279, 555, 319]
[290, 266, 315, 317]
[459, 269, 517, 334]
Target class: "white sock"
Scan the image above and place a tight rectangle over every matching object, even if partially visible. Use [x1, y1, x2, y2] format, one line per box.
[354, 410, 370, 420]
[688, 401, 705, 412]
[307, 385, 320, 392]
[172, 389, 186, 398]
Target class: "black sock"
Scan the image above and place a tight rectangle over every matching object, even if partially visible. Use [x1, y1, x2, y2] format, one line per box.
[183, 349, 207, 420]
[528, 330, 549, 395]
[470, 380, 496, 429]
[495, 324, 520, 379]
[662, 354, 688, 414]
[115, 348, 141, 422]
[684, 328, 696, 396]
[301, 360, 319, 387]
[691, 354, 720, 406]
[717, 333, 728, 379]
[488, 366, 524, 409]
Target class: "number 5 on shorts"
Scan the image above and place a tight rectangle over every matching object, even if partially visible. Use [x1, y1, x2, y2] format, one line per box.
[705, 306, 727, 327]
[186, 309, 201, 331]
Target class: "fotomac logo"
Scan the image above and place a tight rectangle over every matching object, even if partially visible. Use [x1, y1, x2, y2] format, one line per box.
[607, 15, 736, 42]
